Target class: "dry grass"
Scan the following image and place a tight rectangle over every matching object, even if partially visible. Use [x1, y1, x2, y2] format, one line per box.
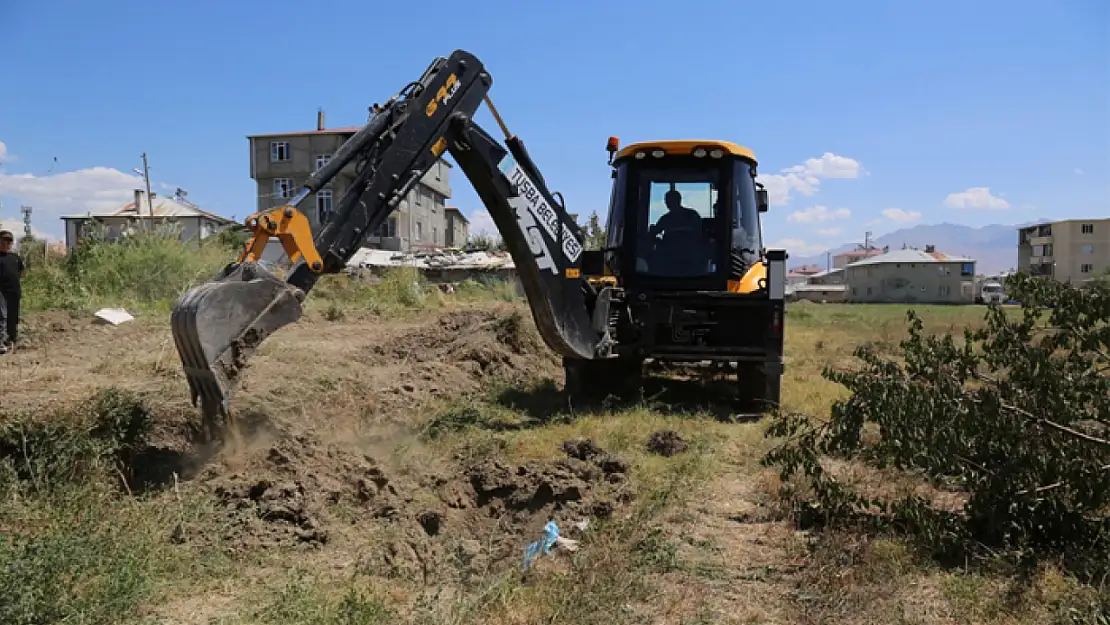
[0, 294, 1101, 625]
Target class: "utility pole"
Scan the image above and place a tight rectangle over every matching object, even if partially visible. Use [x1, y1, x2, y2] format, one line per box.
[141, 153, 154, 219]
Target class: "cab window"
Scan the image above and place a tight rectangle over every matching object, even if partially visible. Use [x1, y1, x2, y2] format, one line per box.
[635, 167, 721, 277]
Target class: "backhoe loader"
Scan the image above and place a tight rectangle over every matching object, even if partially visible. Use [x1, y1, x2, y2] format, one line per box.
[170, 49, 788, 424]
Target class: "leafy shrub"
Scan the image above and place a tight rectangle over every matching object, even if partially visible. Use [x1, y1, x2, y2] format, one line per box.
[763, 273, 1110, 580]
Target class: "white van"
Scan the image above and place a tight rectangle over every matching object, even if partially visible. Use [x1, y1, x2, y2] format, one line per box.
[981, 281, 1006, 305]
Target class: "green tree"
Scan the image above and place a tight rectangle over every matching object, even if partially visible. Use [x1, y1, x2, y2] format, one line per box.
[584, 212, 607, 251]
[763, 272, 1110, 581]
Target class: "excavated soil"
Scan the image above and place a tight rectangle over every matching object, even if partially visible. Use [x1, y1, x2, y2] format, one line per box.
[183, 428, 631, 580]
[647, 429, 690, 457]
[4, 303, 626, 582]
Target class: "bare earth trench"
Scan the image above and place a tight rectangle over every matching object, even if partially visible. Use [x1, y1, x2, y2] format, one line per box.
[0, 303, 811, 624]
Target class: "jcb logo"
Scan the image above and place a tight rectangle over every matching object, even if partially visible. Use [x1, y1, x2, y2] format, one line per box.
[425, 73, 460, 117]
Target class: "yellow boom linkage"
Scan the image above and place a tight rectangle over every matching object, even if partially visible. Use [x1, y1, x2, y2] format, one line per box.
[235, 205, 325, 272]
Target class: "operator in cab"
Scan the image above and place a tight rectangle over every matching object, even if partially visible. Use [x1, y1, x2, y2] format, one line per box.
[0, 229, 24, 354]
[649, 189, 701, 240]
[647, 189, 707, 275]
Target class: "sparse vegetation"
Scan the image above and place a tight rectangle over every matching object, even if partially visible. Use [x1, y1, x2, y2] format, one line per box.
[19, 232, 521, 317]
[3, 260, 1108, 623]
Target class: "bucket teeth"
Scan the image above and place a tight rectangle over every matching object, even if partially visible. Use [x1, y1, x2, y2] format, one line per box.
[170, 262, 304, 421]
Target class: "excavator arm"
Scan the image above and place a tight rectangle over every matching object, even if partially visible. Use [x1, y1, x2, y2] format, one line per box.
[171, 49, 600, 420]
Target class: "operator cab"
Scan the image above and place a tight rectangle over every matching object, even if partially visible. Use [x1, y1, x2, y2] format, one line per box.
[593, 138, 770, 294]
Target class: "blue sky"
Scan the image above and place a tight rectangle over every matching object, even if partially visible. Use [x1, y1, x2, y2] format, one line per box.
[0, 0, 1106, 257]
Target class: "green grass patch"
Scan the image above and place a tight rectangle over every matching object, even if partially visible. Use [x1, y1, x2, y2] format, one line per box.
[0, 388, 232, 625]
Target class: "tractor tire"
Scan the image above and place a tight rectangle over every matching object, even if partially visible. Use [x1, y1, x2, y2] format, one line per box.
[563, 356, 644, 413]
[736, 362, 782, 415]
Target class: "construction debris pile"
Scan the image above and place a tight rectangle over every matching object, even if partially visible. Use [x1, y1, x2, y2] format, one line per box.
[346, 248, 516, 271]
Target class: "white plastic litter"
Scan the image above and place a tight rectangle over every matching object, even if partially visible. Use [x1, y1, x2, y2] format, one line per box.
[93, 308, 134, 325]
[555, 535, 580, 552]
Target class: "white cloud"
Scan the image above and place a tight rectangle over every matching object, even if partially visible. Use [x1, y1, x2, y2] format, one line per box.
[766, 237, 828, 256]
[881, 208, 921, 223]
[0, 218, 50, 241]
[465, 208, 500, 241]
[943, 187, 1011, 210]
[0, 141, 10, 164]
[0, 163, 149, 239]
[756, 152, 863, 207]
[787, 205, 851, 224]
[816, 226, 843, 237]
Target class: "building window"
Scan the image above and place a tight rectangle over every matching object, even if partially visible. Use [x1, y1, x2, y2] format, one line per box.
[273, 178, 295, 199]
[433, 226, 438, 244]
[960, 263, 974, 277]
[1038, 224, 1053, 237]
[415, 221, 423, 241]
[315, 154, 331, 171]
[316, 189, 333, 224]
[413, 189, 422, 206]
[866, 287, 872, 295]
[271, 142, 291, 162]
[1082, 223, 1094, 234]
[1082, 244, 1094, 255]
[939, 285, 951, 296]
[1081, 264, 1093, 273]
[376, 217, 397, 238]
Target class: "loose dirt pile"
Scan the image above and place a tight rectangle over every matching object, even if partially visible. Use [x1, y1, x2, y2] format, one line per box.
[365, 307, 555, 377]
[183, 426, 631, 582]
[647, 429, 690, 457]
[357, 307, 561, 415]
[10, 304, 617, 586]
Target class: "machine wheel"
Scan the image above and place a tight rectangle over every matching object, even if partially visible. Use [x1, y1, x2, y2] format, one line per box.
[564, 356, 644, 413]
[736, 362, 782, 415]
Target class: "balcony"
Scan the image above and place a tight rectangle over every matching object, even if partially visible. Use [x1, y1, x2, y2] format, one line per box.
[1029, 263, 1053, 277]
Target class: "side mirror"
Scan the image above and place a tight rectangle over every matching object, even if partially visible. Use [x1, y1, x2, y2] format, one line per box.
[756, 187, 769, 213]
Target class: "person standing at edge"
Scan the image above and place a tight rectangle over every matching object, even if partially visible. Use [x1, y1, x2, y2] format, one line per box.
[0, 230, 25, 354]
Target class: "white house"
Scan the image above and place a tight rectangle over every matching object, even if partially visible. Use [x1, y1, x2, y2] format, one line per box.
[60, 189, 235, 251]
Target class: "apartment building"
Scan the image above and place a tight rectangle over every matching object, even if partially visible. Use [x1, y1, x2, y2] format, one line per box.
[247, 111, 456, 255]
[844, 246, 977, 304]
[1017, 218, 1110, 283]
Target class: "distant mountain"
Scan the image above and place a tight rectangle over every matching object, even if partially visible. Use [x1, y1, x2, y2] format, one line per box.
[786, 219, 1050, 276]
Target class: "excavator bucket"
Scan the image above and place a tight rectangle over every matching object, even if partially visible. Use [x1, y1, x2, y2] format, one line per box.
[170, 261, 305, 421]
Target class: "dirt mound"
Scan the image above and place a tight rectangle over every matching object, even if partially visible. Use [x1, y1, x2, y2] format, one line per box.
[364, 307, 556, 381]
[186, 425, 632, 581]
[354, 437, 633, 581]
[647, 430, 690, 457]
